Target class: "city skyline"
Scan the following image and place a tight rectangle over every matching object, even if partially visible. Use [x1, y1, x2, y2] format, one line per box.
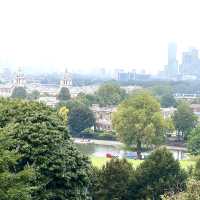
[0, 0, 200, 74]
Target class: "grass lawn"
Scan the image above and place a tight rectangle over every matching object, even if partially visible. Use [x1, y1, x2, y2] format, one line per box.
[90, 156, 195, 170]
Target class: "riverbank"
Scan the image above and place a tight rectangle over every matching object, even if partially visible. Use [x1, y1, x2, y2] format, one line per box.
[73, 137, 123, 147]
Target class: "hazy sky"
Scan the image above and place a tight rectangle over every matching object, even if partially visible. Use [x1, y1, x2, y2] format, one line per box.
[0, 0, 200, 74]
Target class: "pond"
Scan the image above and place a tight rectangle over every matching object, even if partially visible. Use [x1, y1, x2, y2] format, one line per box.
[75, 142, 187, 160]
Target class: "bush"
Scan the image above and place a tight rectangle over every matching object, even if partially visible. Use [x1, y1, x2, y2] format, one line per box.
[90, 158, 134, 200]
[127, 147, 187, 200]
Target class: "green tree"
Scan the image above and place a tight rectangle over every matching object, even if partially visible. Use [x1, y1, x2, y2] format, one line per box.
[91, 158, 134, 200]
[27, 90, 40, 100]
[0, 99, 91, 200]
[57, 87, 71, 101]
[160, 93, 177, 108]
[11, 87, 27, 99]
[128, 148, 187, 200]
[112, 91, 166, 159]
[76, 92, 97, 106]
[96, 82, 127, 106]
[68, 104, 95, 134]
[187, 126, 200, 155]
[173, 101, 198, 139]
[151, 85, 173, 97]
[0, 148, 34, 200]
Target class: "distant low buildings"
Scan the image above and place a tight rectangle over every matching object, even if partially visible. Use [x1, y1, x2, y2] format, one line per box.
[91, 104, 175, 132]
[114, 69, 150, 82]
[91, 104, 117, 132]
[0, 68, 26, 97]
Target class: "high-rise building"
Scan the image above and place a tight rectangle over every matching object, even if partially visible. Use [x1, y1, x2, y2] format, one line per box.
[179, 47, 200, 77]
[165, 42, 179, 77]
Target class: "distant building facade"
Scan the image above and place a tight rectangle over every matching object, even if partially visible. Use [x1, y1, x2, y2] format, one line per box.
[0, 68, 26, 97]
[114, 69, 150, 82]
[91, 104, 117, 131]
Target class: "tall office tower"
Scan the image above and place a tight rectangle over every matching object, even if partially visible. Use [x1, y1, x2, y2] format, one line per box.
[179, 47, 200, 77]
[165, 42, 179, 77]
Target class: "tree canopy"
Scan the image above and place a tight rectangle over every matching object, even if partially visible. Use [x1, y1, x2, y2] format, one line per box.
[11, 87, 27, 99]
[160, 93, 177, 108]
[95, 82, 127, 106]
[0, 99, 91, 199]
[172, 101, 198, 139]
[91, 158, 134, 200]
[68, 104, 95, 134]
[57, 87, 71, 101]
[128, 148, 187, 200]
[112, 91, 166, 159]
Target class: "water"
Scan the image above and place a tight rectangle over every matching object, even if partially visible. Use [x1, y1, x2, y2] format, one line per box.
[75, 143, 187, 160]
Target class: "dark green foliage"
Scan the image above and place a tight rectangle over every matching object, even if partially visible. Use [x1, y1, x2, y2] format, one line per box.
[0, 99, 91, 200]
[27, 90, 40, 100]
[11, 87, 27, 99]
[91, 158, 134, 200]
[160, 93, 177, 108]
[95, 82, 127, 106]
[76, 92, 97, 106]
[0, 148, 34, 200]
[128, 148, 187, 200]
[173, 101, 198, 139]
[68, 104, 95, 134]
[57, 87, 71, 101]
[188, 126, 200, 155]
[151, 85, 173, 97]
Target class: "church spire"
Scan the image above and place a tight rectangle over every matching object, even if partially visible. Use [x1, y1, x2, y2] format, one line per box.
[60, 68, 72, 88]
[14, 67, 25, 87]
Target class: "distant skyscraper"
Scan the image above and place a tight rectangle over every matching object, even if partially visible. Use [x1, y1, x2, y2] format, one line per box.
[165, 42, 179, 77]
[179, 47, 200, 77]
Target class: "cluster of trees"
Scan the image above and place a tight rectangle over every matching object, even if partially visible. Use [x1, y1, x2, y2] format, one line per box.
[90, 148, 187, 200]
[0, 98, 90, 199]
[11, 87, 40, 100]
[56, 82, 127, 135]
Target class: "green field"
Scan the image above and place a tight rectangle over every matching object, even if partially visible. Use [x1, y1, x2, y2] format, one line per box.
[90, 156, 195, 170]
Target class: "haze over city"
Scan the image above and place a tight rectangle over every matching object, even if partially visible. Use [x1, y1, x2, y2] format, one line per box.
[0, 0, 200, 74]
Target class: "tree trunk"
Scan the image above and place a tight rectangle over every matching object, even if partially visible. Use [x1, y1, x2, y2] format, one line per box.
[136, 140, 142, 160]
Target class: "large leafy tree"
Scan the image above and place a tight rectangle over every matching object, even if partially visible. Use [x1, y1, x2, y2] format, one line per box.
[68, 104, 95, 134]
[0, 99, 91, 200]
[76, 92, 97, 107]
[95, 82, 127, 106]
[187, 126, 200, 155]
[160, 93, 177, 108]
[112, 91, 166, 159]
[11, 87, 27, 99]
[128, 148, 187, 200]
[27, 90, 40, 100]
[57, 87, 71, 101]
[173, 101, 198, 139]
